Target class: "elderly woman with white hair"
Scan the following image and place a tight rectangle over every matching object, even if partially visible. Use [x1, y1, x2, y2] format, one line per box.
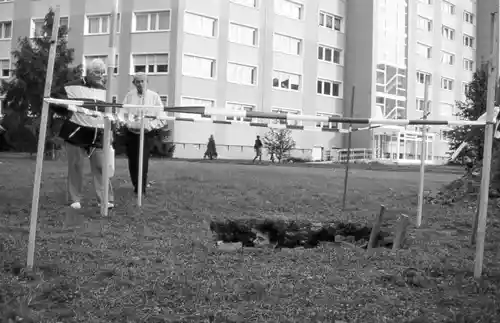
[50, 58, 114, 210]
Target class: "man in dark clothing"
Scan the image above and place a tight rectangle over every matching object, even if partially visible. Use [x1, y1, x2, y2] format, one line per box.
[253, 135, 263, 163]
[119, 73, 165, 195]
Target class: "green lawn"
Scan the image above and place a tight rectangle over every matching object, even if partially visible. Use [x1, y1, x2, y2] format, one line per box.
[1, 158, 499, 323]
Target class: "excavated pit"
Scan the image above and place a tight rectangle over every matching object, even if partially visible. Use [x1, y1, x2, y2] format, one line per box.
[210, 218, 394, 249]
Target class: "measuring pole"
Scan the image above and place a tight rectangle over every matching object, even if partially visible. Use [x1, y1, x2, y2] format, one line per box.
[342, 86, 356, 210]
[416, 80, 429, 227]
[137, 81, 148, 207]
[27, 7, 61, 270]
[474, 12, 498, 278]
[101, 0, 119, 216]
[137, 111, 145, 207]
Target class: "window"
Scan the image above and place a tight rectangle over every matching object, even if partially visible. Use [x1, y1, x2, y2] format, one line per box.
[319, 11, 342, 32]
[112, 96, 117, 103]
[227, 62, 257, 85]
[316, 112, 340, 129]
[32, 16, 69, 37]
[184, 12, 217, 37]
[463, 58, 474, 71]
[464, 11, 474, 24]
[159, 95, 168, 107]
[317, 79, 341, 97]
[416, 71, 432, 85]
[86, 15, 110, 35]
[442, 25, 455, 40]
[182, 54, 216, 79]
[0, 21, 12, 39]
[133, 11, 170, 32]
[416, 98, 432, 112]
[132, 53, 169, 74]
[226, 102, 255, 122]
[0, 59, 10, 78]
[274, 0, 302, 20]
[441, 51, 454, 65]
[273, 33, 301, 55]
[441, 77, 454, 91]
[463, 82, 470, 96]
[441, 1, 455, 14]
[273, 34, 302, 55]
[416, 43, 432, 59]
[417, 16, 432, 31]
[463, 35, 474, 48]
[271, 107, 301, 126]
[180, 97, 214, 119]
[440, 129, 450, 141]
[84, 55, 119, 74]
[318, 45, 341, 64]
[272, 71, 300, 91]
[230, 0, 257, 7]
[439, 103, 454, 117]
[228, 23, 258, 46]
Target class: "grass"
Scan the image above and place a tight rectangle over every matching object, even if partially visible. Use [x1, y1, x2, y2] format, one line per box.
[1, 158, 500, 322]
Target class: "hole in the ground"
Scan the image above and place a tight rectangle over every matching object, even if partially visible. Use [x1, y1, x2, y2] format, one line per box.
[210, 219, 393, 249]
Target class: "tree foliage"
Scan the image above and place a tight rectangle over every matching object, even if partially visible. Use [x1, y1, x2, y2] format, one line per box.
[0, 8, 81, 151]
[447, 65, 500, 161]
[262, 129, 296, 163]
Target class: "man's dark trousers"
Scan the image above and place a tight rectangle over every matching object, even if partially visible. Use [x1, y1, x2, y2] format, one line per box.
[125, 129, 152, 194]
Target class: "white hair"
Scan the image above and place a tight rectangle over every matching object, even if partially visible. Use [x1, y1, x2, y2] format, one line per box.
[87, 58, 106, 73]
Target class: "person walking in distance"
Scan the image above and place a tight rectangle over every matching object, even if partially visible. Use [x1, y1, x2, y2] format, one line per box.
[50, 59, 114, 210]
[253, 135, 263, 163]
[204, 135, 217, 160]
[120, 73, 165, 195]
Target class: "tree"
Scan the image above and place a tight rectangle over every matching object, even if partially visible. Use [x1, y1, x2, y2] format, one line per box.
[447, 65, 500, 161]
[262, 129, 296, 163]
[0, 8, 82, 152]
[444, 63, 500, 195]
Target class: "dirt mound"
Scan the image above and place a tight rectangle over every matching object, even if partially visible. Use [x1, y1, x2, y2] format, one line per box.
[425, 149, 500, 206]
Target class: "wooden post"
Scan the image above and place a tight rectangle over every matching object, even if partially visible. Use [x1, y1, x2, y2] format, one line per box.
[367, 205, 386, 251]
[101, 0, 120, 217]
[137, 109, 145, 207]
[392, 214, 410, 251]
[416, 80, 430, 227]
[470, 193, 481, 245]
[474, 12, 499, 278]
[342, 86, 355, 210]
[136, 78, 148, 207]
[27, 7, 61, 270]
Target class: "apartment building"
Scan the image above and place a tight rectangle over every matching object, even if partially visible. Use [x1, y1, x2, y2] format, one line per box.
[0, 0, 346, 159]
[345, 0, 490, 164]
[0, 0, 496, 162]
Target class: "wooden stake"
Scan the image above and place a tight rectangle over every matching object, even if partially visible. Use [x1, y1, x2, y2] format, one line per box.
[416, 80, 430, 227]
[471, 192, 481, 245]
[392, 214, 410, 251]
[27, 7, 61, 270]
[101, 0, 119, 216]
[474, 12, 499, 278]
[342, 86, 356, 210]
[137, 79, 148, 207]
[367, 205, 386, 251]
[137, 109, 145, 207]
